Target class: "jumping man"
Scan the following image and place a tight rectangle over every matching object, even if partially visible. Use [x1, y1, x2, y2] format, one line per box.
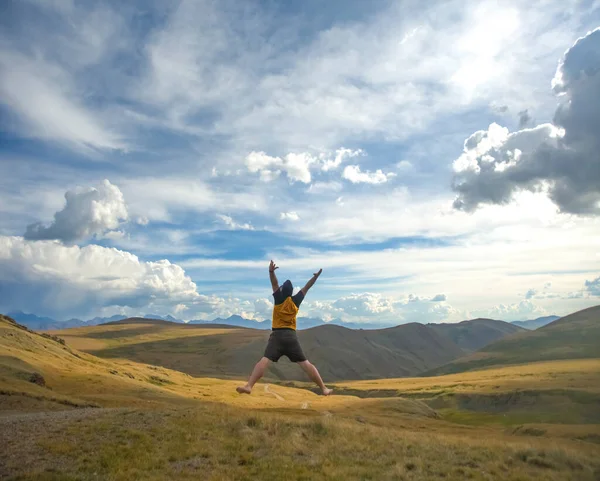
[236, 260, 333, 396]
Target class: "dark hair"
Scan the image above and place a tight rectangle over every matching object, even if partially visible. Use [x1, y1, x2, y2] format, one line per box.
[281, 279, 293, 298]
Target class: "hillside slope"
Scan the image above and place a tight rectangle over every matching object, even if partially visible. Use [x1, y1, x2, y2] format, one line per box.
[512, 315, 561, 330]
[0, 314, 353, 412]
[426, 305, 600, 376]
[51, 318, 466, 380]
[428, 318, 525, 352]
[3, 313, 600, 480]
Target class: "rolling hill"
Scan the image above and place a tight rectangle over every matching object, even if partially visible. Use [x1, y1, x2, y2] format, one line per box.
[427, 305, 600, 376]
[2, 313, 600, 480]
[428, 318, 525, 352]
[49, 317, 523, 381]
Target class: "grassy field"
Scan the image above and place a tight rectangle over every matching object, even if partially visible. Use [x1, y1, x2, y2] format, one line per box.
[2, 314, 600, 480]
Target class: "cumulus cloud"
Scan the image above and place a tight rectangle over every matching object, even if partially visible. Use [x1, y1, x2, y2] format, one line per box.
[430, 294, 447, 302]
[216, 214, 254, 231]
[0, 235, 200, 318]
[246, 147, 363, 184]
[333, 293, 396, 317]
[585, 276, 600, 296]
[321, 148, 363, 172]
[525, 288, 537, 299]
[342, 165, 394, 184]
[471, 300, 546, 321]
[24, 180, 128, 243]
[253, 298, 274, 319]
[317, 292, 458, 323]
[280, 212, 300, 221]
[174, 303, 189, 314]
[245, 151, 315, 184]
[452, 28, 600, 216]
[524, 284, 561, 300]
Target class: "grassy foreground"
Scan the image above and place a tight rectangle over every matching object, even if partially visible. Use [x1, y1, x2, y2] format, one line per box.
[2, 315, 600, 480]
[3, 403, 600, 481]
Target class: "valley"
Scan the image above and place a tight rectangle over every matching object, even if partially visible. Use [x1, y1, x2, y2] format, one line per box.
[1, 308, 599, 480]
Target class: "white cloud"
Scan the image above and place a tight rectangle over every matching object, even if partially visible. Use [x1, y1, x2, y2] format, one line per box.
[253, 298, 273, 319]
[245, 151, 316, 184]
[0, 235, 200, 318]
[342, 165, 394, 184]
[396, 160, 414, 172]
[333, 293, 395, 317]
[525, 288, 537, 300]
[245, 151, 281, 173]
[321, 148, 363, 172]
[308, 181, 343, 194]
[0, 52, 126, 152]
[120, 177, 268, 223]
[585, 276, 600, 296]
[0, 0, 130, 153]
[174, 303, 189, 314]
[216, 214, 254, 231]
[453, 27, 600, 215]
[24, 179, 128, 243]
[308, 292, 460, 324]
[450, 6, 520, 95]
[102, 230, 126, 241]
[280, 212, 300, 221]
[470, 300, 546, 322]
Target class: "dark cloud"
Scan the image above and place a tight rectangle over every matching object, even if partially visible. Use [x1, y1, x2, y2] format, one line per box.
[452, 27, 600, 216]
[518, 109, 531, 129]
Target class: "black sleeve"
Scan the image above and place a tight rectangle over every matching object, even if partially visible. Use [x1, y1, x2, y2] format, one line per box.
[292, 291, 305, 308]
[273, 288, 285, 305]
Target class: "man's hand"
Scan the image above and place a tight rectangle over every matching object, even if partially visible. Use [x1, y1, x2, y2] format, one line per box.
[301, 268, 323, 296]
[269, 260, 280, 293]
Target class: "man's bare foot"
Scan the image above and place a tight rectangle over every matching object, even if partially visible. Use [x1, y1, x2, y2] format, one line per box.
[236, 385, 252, 394]
[322, 388, 333, 396]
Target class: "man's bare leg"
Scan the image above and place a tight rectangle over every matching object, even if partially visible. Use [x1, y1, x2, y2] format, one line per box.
[298, 360, 333, 396]
[236, 357, 270, 394]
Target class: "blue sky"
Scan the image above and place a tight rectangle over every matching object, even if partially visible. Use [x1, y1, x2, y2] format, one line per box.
[1, 0, 599, 323]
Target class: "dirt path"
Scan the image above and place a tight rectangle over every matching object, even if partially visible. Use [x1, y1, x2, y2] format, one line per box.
[263, 384, 285, 401]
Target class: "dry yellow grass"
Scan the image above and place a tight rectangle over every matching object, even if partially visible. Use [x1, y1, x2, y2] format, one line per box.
[335, 359, 600, 394]
[51, 323, 241, 351]
[2, 315, 600, 480]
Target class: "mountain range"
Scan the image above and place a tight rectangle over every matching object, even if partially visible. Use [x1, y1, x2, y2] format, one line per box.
[6, 310, 562, 332]
[426, 305, 600, 376]
[509, 315, 560, 330]
[48, 315, 525, 381]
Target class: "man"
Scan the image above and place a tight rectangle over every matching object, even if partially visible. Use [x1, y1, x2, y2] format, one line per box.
[236, 260, 333, 396]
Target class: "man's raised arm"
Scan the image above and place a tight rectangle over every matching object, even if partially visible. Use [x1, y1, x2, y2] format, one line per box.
[300, 268, 323, 296]
[269, 260, 280, 293]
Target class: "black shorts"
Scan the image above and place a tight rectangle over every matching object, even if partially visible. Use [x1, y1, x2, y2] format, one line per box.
[263, 329, 307, 363]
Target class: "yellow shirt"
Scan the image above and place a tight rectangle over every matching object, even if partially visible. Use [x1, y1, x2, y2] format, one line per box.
[272, 297, 299, 330]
